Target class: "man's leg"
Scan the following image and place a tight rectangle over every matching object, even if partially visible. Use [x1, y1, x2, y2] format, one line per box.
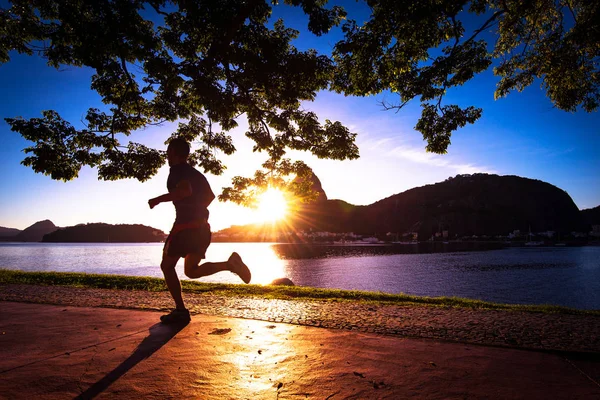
[160, 254, 185, 310]
[184, 254, 229, 279]
[184, 253, 251, 283]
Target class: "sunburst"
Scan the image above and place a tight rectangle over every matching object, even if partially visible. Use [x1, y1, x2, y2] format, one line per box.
[255, 187, 288, 223]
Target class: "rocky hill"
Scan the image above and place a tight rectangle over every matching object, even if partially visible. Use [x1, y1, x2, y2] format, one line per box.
[581, 205, 600, 228]
[42, 223, 166, 243]
[290, 174, 585, 239]
[0, 226, 21, 237]
[3, 220, 59, 242]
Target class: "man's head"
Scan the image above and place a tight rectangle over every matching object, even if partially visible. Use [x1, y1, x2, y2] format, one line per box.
[167, 138, 190, 166]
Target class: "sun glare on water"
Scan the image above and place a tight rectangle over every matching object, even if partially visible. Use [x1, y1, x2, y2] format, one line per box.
[255, 188, 288, 223]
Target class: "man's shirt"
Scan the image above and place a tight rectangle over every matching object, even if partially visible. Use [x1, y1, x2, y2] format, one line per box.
[167, 163, 214, 224]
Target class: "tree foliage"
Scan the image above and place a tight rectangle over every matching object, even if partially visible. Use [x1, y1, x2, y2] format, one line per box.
[331, 0, 599, 153]
[1, 0, 598, 203]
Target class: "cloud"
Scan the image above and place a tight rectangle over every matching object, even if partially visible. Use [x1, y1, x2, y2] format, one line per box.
[338, 109, 498, 176]
[386, 144, 497, 174]
[358, 137, 394, 151]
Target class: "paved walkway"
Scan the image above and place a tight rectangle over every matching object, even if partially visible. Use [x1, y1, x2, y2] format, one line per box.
[1, 284, 600, 353]
[1, 301, 600, 399]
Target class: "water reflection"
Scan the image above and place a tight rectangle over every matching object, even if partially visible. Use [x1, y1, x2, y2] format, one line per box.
[271, 241, 505, 259]
[201, 243, 286, 285]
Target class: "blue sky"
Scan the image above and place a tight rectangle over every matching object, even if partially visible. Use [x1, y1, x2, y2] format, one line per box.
[1, 2, 599, 233]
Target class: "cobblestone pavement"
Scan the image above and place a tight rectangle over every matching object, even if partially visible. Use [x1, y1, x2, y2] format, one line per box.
[2, 283, 599, 354]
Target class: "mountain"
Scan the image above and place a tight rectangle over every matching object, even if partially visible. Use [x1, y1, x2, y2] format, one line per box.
[288, 173, 585, 239]
[0, 226, 21, 237]
[10, 220, 58, 242]
[42, 223, 166, 243]
[581, 205, 600, 227]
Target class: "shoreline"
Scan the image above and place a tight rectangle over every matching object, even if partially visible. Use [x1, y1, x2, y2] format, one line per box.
[2, 271, 600, 354]
[2, 269, 598, 315]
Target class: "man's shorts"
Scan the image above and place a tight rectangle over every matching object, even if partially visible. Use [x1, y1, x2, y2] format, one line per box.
[163, 222, 211, 258]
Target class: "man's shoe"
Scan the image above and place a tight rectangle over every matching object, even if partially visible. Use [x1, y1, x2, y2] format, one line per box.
[228, 252, 251, 284]
[160, 308, 191, 324]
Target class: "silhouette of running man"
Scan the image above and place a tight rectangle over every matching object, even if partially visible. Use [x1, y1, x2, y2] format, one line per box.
[149, 138, 251, 324]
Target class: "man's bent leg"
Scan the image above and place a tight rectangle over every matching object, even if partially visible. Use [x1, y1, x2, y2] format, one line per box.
[161, 254, 185, 310]
[184, 253, 229, 279]
[184, 253, 251, 283]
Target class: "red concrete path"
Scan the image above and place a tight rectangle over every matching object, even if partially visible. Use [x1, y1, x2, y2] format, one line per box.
[1, 301, 599, 399]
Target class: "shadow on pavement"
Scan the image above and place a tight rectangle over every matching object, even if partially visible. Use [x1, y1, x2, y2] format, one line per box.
[75, 321, 188, 399]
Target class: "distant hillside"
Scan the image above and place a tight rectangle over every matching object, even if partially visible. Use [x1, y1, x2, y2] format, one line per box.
[581, 206, 600, 227]
[0, 226, 21, 237]
[289, 173, 585, 239]
[42, 223, 166, 243]
[6, 220, 58, 242]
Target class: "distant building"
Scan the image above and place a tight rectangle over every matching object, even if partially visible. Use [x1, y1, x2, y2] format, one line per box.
[402, 232, 418, 241]
[361, 237, 380, 243]
[508, 230, 521, 239]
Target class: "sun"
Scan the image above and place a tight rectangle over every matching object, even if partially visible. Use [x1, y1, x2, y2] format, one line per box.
[255, 187, 288, 223]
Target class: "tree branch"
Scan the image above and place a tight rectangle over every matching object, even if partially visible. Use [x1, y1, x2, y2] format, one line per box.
[107, 55, 137, 147]
[120, 56, 144, 118]
[378, 98, 410, 113]
[463, 10, 506, 46]
[450, 15, 461, 48]
[150, 3, 169, 17]
[436, 8, 507, 116]
[388, 7, 505, 114]
[146, 119, 167, 126]
[223, 61, 273, 141]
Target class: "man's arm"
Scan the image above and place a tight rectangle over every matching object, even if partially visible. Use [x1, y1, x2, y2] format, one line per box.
[148, 180, 192, 209]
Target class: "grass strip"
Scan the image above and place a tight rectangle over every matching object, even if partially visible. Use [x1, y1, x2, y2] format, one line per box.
[1, 269, 599, 316]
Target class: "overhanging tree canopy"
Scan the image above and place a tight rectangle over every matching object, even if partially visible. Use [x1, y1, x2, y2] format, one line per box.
[1, 0, 598, 204]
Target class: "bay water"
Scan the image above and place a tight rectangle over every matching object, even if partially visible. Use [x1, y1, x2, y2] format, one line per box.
[1, 242, 598, 310]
